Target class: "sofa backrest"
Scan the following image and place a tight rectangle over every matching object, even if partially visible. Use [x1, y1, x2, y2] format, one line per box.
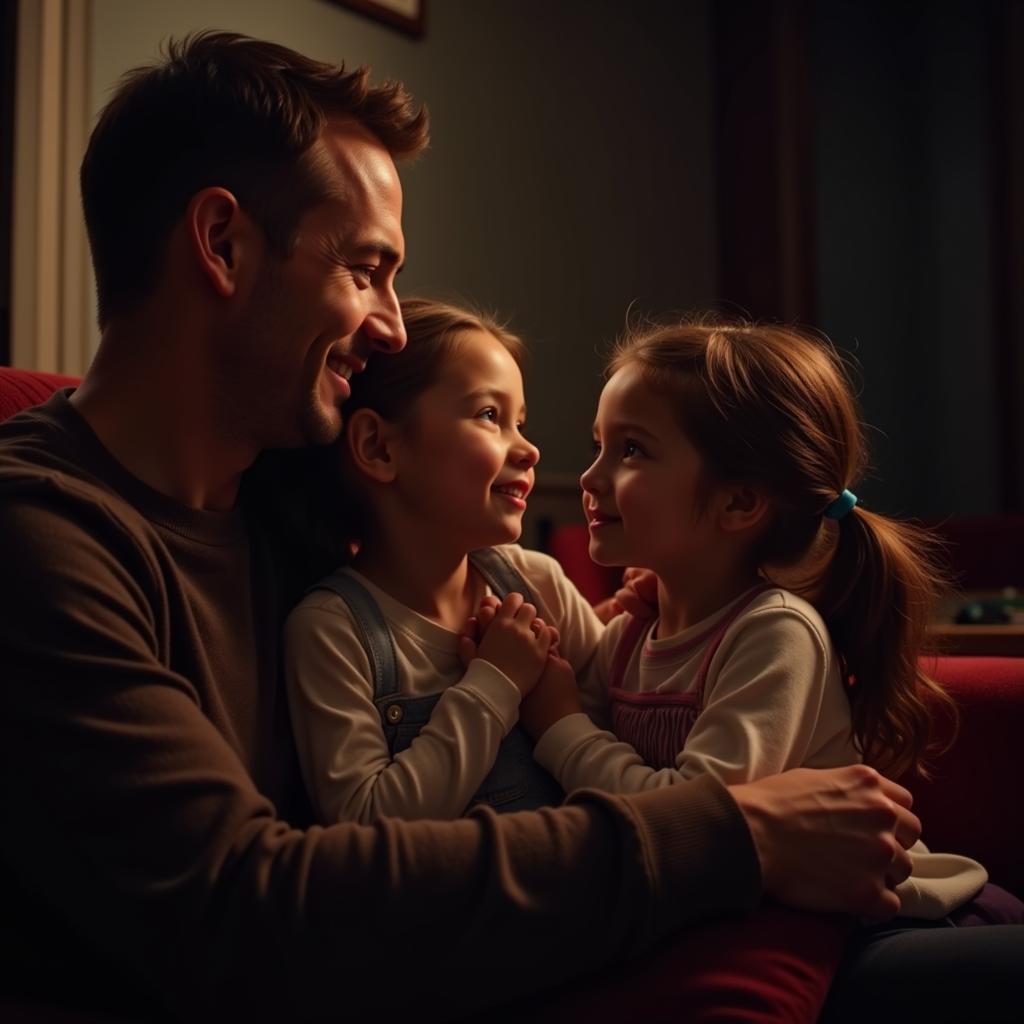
[0, 367, 81, 422]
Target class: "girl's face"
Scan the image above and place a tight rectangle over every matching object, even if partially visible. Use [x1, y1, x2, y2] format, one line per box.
[580, 362, 719, 575]
[392, 329, 539, 550]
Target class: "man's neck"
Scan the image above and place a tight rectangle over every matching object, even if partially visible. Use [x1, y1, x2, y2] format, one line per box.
[71, 322, 257, 512]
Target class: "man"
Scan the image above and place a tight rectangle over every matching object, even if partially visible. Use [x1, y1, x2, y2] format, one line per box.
[0, 31, 919, 1021]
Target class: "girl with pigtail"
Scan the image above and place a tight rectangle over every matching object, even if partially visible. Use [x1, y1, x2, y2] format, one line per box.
[479, 316, 1020, 923]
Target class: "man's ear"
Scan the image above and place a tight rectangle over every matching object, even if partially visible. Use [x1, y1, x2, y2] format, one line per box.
[717, 484, 772, 534]
[186, 187, 255, 299]
[345, 409, 401, 483]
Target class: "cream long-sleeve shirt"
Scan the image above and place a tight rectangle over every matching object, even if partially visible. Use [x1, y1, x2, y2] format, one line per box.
[535, 587, 987, 919]
[284, 544, 605, 824]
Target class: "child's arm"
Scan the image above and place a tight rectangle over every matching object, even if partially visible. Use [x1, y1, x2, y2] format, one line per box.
[532, 602, 852, 793]
[283, 590, 552, 824]
[495, 546, 613, 726]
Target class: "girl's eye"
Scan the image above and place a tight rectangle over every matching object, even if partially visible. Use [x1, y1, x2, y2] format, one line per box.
[477, 407, 498, 422]
[623, 440, 645, 459]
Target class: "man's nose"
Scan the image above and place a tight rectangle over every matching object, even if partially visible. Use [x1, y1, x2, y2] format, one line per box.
[363, 288, 406, 353]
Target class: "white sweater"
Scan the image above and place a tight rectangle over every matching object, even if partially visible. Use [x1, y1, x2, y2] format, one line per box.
[534, 587, 987, 919]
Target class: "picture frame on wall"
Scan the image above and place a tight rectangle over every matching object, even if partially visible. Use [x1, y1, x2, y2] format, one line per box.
[327, 0, 426, 38]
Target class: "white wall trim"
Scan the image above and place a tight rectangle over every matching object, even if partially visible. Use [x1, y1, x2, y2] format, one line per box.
[12, 0, 92, 373]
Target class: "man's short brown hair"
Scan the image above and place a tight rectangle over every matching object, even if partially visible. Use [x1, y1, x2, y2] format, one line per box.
[80, 30, 429, 326]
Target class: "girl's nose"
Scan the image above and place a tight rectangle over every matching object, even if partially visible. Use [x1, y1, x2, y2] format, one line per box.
[513, 436, 540, 469]
[579, 456, 604, 495]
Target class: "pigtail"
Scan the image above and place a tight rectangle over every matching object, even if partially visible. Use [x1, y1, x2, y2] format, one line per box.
[817, 506, 956, 779]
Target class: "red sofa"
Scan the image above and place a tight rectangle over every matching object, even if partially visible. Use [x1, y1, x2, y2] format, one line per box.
[3, 364, 1021, 897]
[1, 365, 1022, 1024]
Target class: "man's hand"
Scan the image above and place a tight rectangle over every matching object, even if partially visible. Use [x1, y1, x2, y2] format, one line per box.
[518, 655, 582, 738]
[729, 764, 920, 921]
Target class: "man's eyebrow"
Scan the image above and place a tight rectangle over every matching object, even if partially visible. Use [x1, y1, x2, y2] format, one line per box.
[352, 241, 404, 272]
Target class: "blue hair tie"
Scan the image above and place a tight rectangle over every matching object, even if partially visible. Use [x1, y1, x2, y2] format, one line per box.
[824, 489, 858, 521]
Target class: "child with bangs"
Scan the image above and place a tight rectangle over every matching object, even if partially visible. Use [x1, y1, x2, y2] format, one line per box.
[281, 298, 600, 823]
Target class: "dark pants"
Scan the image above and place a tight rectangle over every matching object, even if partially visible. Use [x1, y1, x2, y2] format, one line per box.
[821, 922, 1024, 1023]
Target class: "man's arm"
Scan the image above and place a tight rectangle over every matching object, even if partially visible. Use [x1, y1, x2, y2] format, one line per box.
[0, 496, 759, 1019]
[731, 765, 918, 921]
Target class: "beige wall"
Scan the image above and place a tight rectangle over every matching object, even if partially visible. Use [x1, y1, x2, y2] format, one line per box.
[19, 0, 719, 532]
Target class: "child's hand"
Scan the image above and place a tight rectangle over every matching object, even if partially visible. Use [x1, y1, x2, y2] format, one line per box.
[457, 595, 502, 667]
[473, 593, 556, 696]
[518, 654, 582, 738]
[613, 567, 659, 620]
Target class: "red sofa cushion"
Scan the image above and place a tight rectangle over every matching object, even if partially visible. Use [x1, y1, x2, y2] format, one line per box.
[907, 656, 1024, 896]
[0, 367, 80, 422]
[547, 522, 621, 605]
[0, 368, 80, 419]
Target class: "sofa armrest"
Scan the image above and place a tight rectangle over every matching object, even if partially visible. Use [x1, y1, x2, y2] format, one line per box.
[902, 656, 1024, 897]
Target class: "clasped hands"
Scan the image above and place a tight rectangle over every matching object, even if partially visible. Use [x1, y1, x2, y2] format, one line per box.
[458, 571, 922, 922]
[458, 592, 581, 737]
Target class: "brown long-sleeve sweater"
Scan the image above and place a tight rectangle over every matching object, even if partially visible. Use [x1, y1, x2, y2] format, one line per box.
[0, 391, 760, 1022]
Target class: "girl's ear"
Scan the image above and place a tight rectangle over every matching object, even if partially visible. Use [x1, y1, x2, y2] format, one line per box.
[345, 409, 401, 483]
[717, 484, 771, 534]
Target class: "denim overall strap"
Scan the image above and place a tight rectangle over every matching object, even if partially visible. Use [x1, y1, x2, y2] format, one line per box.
[308, 558, 564, 812]
[468, 547, 536, 604]
[308, 571, 400, 701]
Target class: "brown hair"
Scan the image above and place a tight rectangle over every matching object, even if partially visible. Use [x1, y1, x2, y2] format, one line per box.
[242, 298, 525, 591]
[344, 297, 527, 422]
[81, 30, 429, 326]
[609, 315, 954, 779]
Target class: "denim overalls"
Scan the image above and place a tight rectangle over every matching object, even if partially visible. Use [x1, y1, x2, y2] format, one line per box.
[310, 548, 564, 814]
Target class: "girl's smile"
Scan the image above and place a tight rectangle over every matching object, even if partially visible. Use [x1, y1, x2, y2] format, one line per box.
[585, 508, 621, 529]
[580, 363, 719, 580]
[493, 479, 532, 509]
[390, 328, 539, 551]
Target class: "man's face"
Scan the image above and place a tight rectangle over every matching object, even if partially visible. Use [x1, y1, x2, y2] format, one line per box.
[236, 122, 407, 449]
